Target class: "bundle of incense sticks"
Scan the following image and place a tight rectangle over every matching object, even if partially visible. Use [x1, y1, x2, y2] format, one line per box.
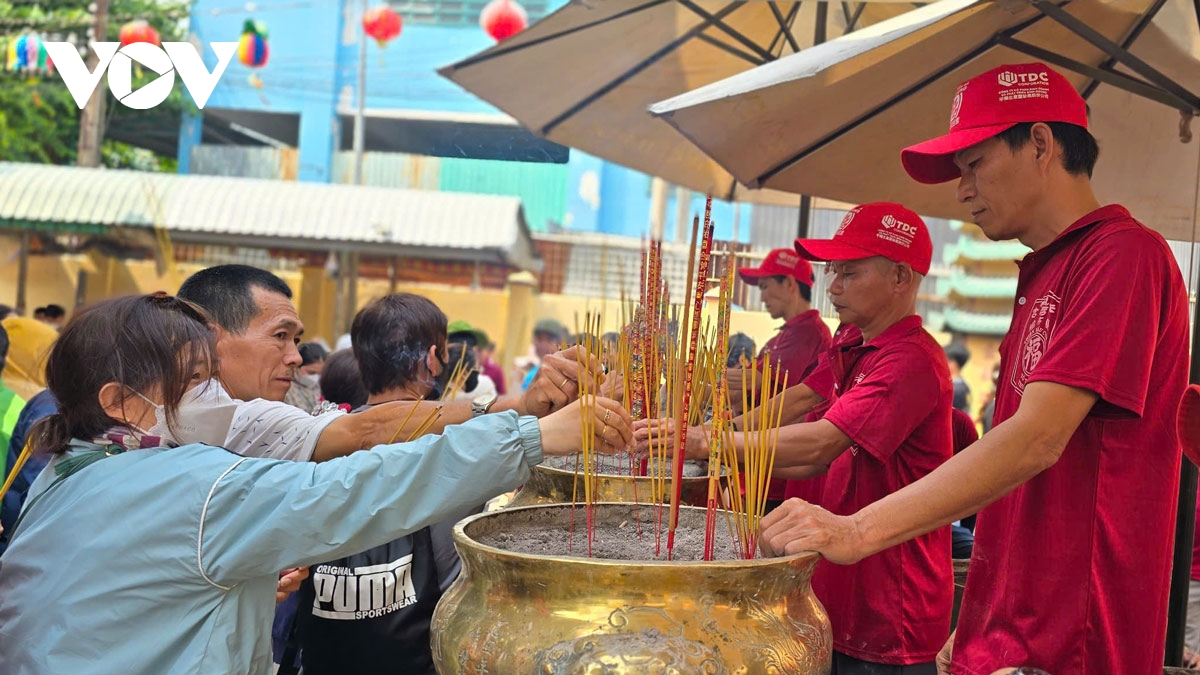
[563, 195, 743, 559]
[705, 372, 731, 561]
[572, 312, 605, 556]
[703, 255, 738, 560]
[387, 402, 443, 444]
[439, 350, 473, 402]
[686, 321, 722, 428]
[719, 355, 789, 559]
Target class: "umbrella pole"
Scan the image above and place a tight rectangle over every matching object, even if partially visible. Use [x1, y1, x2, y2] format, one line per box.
[796, 195, 811, 239]
[1167, 463, 1197, 666]
[1166, 266, 1200, 667]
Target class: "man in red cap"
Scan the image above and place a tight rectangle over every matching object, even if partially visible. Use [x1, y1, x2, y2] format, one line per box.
[637, 204, 953, 675]
[761, 62, 1190, 675]
[731, 248, 832, 508]
[775, 202, 953, 675]
[646, 203, 949, 673]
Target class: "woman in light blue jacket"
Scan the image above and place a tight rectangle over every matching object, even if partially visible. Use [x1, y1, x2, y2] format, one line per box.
[0, 293, 628, 675]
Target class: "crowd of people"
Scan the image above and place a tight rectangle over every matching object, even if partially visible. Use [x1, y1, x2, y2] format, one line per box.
[0, 60, 1193, 675]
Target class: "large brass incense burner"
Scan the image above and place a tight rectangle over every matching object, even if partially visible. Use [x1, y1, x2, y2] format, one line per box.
[508, 464, 718, 508]
[431, 503, 832, 674]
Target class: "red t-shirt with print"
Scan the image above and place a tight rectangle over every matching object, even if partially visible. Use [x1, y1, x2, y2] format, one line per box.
[951, 206, 1189, 675]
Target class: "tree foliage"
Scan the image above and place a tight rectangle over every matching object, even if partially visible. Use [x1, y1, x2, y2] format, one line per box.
[0, 0, 190, 168]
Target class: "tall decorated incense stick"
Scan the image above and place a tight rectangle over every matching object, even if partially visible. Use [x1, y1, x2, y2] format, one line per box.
[703, 255, 737, 559]
[667, 196, 714, 558]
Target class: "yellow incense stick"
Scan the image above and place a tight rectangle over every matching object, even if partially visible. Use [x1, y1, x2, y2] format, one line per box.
[0, 437, 34, 504]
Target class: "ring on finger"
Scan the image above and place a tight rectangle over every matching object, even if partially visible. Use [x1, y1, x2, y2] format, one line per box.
[559, 377, 570, 388]
[601, 423, 608, 439]
[603, 408, 612, 424]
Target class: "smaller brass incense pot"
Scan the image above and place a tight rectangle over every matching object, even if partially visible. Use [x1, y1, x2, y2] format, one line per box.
[507, 464, 717, 508]
[432, 502, 832, 674]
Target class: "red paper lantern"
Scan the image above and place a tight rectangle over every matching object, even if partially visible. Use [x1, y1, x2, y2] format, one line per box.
[119, 20, 160, 47]
[362, 6, 402, 47]
[480, 0, 527, 42]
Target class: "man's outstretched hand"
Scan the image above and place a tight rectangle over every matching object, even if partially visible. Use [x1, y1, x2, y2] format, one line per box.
[759, 498, 869, 565]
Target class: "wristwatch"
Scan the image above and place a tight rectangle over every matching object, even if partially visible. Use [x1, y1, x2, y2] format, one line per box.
[472, 392, 499, 417]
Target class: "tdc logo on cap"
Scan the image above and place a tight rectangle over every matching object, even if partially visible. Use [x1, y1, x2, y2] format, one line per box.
[997, 70, 1049, 87]
[43, 41, 237, 110]
[881, 214, 917, 234]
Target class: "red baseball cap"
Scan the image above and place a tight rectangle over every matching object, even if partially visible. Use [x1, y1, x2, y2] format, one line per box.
[794, 202, 933, 275]
[738, 248, 815, 288]
[901, 62, 1088, 184]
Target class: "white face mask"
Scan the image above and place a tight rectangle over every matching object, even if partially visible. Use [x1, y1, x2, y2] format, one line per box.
[133, 380, 238, 448]
[131, 391, 172, 446]
[296, 371, 320, 388]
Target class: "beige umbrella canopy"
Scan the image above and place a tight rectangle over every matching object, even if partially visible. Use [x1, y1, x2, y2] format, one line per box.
[438, 0, 915, 205]
[649, 0, 1200, 240]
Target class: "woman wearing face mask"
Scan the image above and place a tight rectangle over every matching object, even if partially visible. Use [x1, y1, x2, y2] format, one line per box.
[284, 342, 329, 414]
[283, 293, 486, 675]
[0, 293, 630, 675]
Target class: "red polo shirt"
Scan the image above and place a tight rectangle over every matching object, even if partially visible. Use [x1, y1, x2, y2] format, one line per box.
[951, 206, 1189, 675]
[813, 315, 954, 664]
[757, 309, 832, 502]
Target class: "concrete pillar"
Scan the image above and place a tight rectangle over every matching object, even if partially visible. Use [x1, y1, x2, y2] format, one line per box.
[674, 186, 692, 244]
[298, 265, 337, 346]
[501, 271, 537, 390]
[648, 177, 669, 241]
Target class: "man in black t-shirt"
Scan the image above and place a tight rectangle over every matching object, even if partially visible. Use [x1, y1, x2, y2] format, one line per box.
[289, 294, 484, 675]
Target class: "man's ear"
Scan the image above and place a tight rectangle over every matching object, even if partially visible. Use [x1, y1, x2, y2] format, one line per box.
[1030, 122, 1055, 170]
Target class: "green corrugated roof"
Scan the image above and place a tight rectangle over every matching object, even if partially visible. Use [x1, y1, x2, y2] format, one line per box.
[438, 158, 567, 233]
[0, 162, 542, 270]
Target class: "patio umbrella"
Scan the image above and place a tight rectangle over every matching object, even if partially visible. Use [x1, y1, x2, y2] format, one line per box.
[649, 0, 1200, 240]
[438, 0, 915, 205]
[651, 0, 1200, 662]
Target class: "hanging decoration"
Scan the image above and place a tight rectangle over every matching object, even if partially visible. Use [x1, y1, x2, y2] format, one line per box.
[480, 0, 527, 42]
[238, 19, 270, 68]
[5, 34, 53, 78]
[238, 19, 270, 105]
[362, 6, 402, 47]
[119, 20, 161, 47]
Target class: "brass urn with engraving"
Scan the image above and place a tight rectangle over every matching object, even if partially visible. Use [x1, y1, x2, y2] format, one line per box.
[431, 503, 833, 674]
